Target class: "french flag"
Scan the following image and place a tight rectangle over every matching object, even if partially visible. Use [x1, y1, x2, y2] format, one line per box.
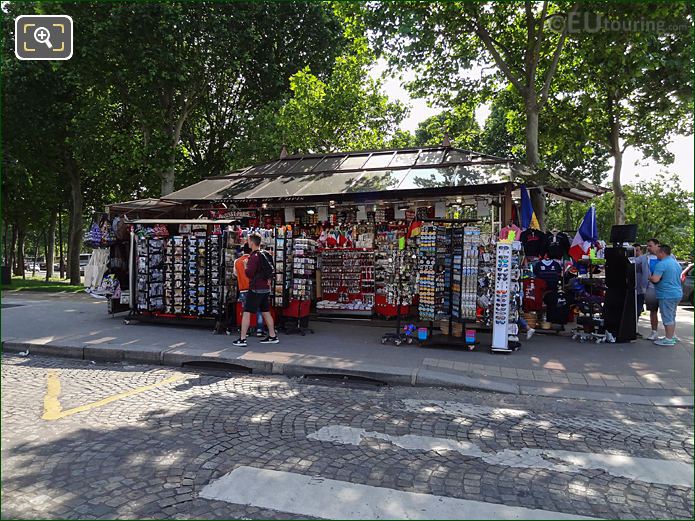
[569, 206, 598, 261]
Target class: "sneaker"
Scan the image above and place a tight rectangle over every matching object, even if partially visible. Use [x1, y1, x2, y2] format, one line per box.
[658, 335, 680, 342]
[654, 337, 677, 346]
[232, 338, 248, 347]
[508, 335, 519, 343]
[260, 336, 279, 344]
[526, 328, 536, 340]
[256, 330, 265, 337]
[647, 331, 659, 341]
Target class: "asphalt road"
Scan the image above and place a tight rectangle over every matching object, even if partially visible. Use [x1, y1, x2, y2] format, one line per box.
[1, 354, 693, 520]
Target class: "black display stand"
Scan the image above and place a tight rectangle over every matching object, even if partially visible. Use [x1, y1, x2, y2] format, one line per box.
[603, 246, 637, 342]
[418, 219, 479, 350]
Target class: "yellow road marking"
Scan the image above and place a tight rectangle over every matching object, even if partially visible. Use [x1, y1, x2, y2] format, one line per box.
[41, 371, 187, 421]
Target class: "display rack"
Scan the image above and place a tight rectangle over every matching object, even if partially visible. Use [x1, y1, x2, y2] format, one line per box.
[316, 248, 374, 316]
[418, 219, 480, 349]
[273, 227, 292, 307]
[491, 241, 523, 353]
[284, 237, 317, 335]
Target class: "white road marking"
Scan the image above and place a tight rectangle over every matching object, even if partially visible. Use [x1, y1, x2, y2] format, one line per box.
[308, 425, 693, 488]
[400, 399, 690, 438]
[200, 466, 598, 520]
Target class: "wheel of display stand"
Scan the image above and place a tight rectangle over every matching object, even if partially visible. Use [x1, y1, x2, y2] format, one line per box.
[406, 338, 414, 344]
[381, 337, 387, 344]
[394, 340, 402, 346]
[123, 319, 131, 325]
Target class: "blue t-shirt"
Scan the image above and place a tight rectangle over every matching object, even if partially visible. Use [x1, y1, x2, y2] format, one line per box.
[652, 256, 683, 300]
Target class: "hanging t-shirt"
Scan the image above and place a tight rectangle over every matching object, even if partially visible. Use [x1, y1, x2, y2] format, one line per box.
[544, 290, 571, 325]
[545, 232, 571, 259]
[522, 277, 547, 311]
[647, 255, 658, 275]
[499, 224, 522, 241]
[533, 259, 563, 290]
[520, 229, 547, 257]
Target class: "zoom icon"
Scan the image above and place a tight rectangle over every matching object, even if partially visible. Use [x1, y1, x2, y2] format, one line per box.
[15, 15, 73, 60]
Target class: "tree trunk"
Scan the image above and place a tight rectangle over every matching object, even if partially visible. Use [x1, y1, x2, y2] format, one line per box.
[524, 100, 546, 230]
[58, 206, 65, 278]
[46, 210, 56, 280]
[32, 235, 39, 277]
[10, 224, 17, 275]
[16, 227, 26, 278]
[3, 221, 8, 267]
[607, 92, 626, 225]
[66, 153, 83, 285]
[564, 201, 573, 231]
[160, 164, 175, 196]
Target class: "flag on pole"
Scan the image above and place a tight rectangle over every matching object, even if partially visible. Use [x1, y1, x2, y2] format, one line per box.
[520, 184, 540, 230]
[569, 206, 598, 261]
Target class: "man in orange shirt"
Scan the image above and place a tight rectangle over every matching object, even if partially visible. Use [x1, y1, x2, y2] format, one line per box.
[233, 244, 265, 337]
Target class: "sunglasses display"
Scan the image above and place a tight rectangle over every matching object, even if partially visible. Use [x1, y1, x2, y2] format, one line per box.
[491, 241, 524, 352]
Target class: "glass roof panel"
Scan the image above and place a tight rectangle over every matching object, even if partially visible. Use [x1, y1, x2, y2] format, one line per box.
[415, 149, 446, 165]
[217, 177, 274, 199]
[288, 157, 323, 174]
[166, 179, 236, 200]
[294, 172, 365, 195]
[389, 151, 419, 168]
[344, 170, 409, 193]
[398, 165, 510, 190]
[441, 149, 471, 164]
[313, 156, 347, 172]
[243, 160, 280, 176]
[262, 159, 296, 175]
[338, 154, 370, 170]
[362, 152, 395, 169]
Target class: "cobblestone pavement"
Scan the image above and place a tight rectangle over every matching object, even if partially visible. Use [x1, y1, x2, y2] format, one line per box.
[2, 354, 693, 520]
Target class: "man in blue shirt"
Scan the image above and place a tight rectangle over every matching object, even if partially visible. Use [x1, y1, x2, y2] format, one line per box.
[649, 244, 683, 345]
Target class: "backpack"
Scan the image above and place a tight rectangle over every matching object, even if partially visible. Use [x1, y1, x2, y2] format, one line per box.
[251, 250, 275, 287]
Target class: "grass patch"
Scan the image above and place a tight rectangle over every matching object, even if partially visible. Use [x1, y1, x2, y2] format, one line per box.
[1, 276, 85, 293]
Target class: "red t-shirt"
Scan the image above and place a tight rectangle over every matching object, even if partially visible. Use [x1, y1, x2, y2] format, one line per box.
[523, 277, 547, 311]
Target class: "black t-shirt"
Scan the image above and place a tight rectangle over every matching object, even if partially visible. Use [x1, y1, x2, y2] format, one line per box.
[533, 259, 563, 290]
[520, 228, 547, 257]
[545, 232, 571, 259]
[544, 290, 571, 324]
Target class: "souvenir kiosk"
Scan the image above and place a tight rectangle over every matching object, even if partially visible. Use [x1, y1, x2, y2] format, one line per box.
[104, 145, 607, 348]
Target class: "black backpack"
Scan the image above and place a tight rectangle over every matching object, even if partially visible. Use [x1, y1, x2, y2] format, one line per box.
[251, 250, 274, 288]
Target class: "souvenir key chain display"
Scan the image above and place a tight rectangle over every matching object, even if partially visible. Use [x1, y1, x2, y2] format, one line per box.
[317, 248, 375, 313]
[374, 226, 417, 317]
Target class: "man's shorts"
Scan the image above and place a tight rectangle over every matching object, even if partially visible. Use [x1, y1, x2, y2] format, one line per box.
[644, 287, 659, 312]
[658, 298, 680, 326]
[243, 291, 270, 314]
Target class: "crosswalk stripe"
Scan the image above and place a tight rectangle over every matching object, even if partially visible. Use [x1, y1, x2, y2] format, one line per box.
[308, 425, 693, 488]
[200, 466, 599, 520]
[400, 399, 690, 438]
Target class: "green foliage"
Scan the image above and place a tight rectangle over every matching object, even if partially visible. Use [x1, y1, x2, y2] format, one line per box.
[274, 39, 408, 154]
[547, 176, 695, 259]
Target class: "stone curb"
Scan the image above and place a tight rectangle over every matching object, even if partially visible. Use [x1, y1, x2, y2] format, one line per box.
[2, 340, 693, 408]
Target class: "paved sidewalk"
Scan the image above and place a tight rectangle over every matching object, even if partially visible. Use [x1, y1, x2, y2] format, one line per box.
[2, 292, 693, 406]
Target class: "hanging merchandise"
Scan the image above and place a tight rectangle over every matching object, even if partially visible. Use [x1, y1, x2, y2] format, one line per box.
[84, 248, 110, 291]
[417, 224, 438, 320]
[533, 259, 563, 291]
[545, 230, 571, 259]
[291, 238, 317, 300]
[520, 228, 547, 258]
[317, 249, 374, 314]
[83, 222, 104, 248]
[374, 228, 417, 317]
[476, 242, 495, 328]
[273, 226, 292, 307]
